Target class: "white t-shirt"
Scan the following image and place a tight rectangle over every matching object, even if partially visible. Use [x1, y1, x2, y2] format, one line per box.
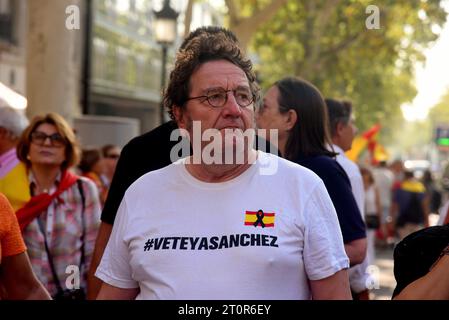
[96, 151, 349, 300]
[333, 145, 369, 293]
[333, 145, 364, 216]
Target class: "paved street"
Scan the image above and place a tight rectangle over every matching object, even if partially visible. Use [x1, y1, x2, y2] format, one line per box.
[371, 245, 396, 300]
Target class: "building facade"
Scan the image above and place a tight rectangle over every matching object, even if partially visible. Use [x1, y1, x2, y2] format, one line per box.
[1, 0, 224, 138]
[0, 0, 27, 96]
[89, 0, 223, 133]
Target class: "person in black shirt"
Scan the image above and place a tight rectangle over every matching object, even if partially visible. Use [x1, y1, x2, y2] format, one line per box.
[256, 76, 367, 266]
[87, 120, 178, 298]
[100, 121, 181, 225]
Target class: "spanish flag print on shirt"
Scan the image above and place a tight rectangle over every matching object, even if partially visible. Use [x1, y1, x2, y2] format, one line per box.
[244, 210, 275, 228]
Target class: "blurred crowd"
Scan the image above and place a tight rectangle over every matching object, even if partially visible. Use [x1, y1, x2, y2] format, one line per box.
[1, 25, 448, 301]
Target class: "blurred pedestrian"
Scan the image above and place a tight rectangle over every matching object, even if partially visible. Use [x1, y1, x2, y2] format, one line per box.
[79, 148, 107, 204]
[390, 170, 429, 240]
[15, 113, 101, 299]
[373, 160, 394, 244]
[360, 167, 382, 266]
[0, 105, 30, 210]
[256, 77, 366, 267]
[421, 169, 442, 215]
[100, 144, 121, 189]
[390, 159, 404, 191]
[0, 193, 51, 300]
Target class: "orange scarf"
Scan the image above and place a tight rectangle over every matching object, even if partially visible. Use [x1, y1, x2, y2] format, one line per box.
[16, 170, 79, 232]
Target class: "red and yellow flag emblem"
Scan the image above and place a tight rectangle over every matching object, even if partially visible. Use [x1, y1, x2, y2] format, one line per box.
[244, 210, 275, 228]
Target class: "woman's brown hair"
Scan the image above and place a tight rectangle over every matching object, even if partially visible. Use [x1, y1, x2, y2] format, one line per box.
[16, 113, 81, 170]
[274, 77, 336, 160]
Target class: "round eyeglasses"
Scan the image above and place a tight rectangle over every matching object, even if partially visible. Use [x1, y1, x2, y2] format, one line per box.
[185, 87, 255, 108]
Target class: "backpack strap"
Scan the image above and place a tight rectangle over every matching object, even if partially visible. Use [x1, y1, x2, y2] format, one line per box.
[76, 179, 86, 273]
[37, 218, 64, 294]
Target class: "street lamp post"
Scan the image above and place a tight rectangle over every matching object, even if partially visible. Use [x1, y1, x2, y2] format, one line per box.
[154, 0, 178, 124]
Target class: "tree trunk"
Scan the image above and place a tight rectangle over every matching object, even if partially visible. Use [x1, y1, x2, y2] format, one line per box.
[26, 0, 83, 123]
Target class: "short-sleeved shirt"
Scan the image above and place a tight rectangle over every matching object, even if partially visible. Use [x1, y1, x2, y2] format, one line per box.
[294, 154, 366, 244]
[0, 193, 26, 263]
[96, 152, 349, 300]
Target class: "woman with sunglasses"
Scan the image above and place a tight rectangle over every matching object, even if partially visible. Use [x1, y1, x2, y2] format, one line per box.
[14, 113, 101, 299]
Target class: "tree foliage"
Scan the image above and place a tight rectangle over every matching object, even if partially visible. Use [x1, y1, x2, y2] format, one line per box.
[248, 0, 447, 133]
[429, 88, 449, 126]
[386, 88, 449, 159]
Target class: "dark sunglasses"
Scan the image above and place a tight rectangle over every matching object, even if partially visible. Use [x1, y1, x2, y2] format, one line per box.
[30, 131, 66, 147]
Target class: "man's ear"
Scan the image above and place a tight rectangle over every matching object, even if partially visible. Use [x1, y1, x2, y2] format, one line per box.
[285, 109, 298, 131]
[335, 121, 345, 138]
[173, 105, 185, 129]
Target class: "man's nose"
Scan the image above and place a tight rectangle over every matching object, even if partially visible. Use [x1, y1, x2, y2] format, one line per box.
[222, 92, 242, 116]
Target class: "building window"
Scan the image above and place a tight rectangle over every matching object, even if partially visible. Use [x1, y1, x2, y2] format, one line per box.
[9, 69, 15, 86]
[0, 0, 12, 42]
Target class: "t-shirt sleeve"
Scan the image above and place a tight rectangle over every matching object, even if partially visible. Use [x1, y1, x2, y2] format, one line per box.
[0, 194, 26, 258]
[95, 196, 138, 289]
[302, 181, 350, 281]
[321, 162, 366, 243]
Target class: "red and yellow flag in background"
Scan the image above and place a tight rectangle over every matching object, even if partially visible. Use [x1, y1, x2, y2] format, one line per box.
[346, 124, 388, 165]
